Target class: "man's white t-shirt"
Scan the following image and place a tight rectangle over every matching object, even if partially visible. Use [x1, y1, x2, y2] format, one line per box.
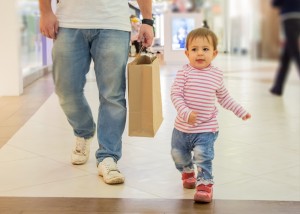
[56, 0, 131, 31]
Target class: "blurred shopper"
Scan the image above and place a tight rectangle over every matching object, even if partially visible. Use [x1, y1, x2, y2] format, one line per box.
[39, 0, 154, 184]
[172, 0, 195, 12]
[130, 15, 142, 56]
[202, 20, 210, 29]
[270, 0, 300, 96]
[170, 28, 251, 203]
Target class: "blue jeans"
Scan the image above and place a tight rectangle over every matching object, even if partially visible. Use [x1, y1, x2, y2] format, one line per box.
[52, 28, 130, 164]
[171, 128, 218, 185]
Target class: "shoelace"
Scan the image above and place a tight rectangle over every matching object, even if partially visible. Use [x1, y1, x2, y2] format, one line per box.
[74, 139, 87, 155]
[103, 161, 120, 173]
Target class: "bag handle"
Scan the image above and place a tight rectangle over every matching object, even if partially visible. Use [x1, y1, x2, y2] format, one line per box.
[136, 45, 157, 58]
[135, 45, 146, 58]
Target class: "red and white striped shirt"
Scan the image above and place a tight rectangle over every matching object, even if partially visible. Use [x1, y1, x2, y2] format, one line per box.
[171, 64, 247, 133]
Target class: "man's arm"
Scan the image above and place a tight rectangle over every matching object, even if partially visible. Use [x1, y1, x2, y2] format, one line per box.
[39, 0, 58, 39]
[136, 0, 154, 47]
[137, 0, 152, 19]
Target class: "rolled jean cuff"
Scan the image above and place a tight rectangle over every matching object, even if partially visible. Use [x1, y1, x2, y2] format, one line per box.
[197, 178, 214, 186]
[76, 131, 95, 140]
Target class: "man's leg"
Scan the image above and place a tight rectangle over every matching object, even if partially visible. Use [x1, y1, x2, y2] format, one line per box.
[52, 28, 96, 164]
[283, 19, 300, 73]
[91, 29, 130, 184]
[271, 44, 291, 95]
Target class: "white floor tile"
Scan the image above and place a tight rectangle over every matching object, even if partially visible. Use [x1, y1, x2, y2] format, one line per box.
[0, 145, 37, 162]
[1, 175, 159, 198]
[214, 177, 300, 201]
[0, 157, 89, 193]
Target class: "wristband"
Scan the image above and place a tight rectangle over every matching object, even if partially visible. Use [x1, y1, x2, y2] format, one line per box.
[142, 19, 154, 27]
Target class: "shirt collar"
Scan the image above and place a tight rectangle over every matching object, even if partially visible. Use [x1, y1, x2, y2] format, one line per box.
[185, 63, 212, 71]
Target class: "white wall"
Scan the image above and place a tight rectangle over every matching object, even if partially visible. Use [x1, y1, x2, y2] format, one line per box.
[0, 0, 22, 96]
[0, 0, 56, 96]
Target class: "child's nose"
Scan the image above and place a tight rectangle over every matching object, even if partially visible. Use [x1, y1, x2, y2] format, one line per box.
[197, 50, 203, 55]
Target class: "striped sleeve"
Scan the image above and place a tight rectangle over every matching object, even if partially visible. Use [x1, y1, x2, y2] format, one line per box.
[170, 69, 192, 122]
[216, 78, 247, 118]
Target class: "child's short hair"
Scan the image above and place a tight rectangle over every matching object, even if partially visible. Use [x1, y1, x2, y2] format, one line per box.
[186, 27, 218, 50]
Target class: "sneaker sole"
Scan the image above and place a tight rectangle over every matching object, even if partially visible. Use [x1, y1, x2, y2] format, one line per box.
[194, 194, 212, 203]
[71, 160, 87, 165]
[102, 176, 125, 185]
[183, 182, 196, 189]
[71, 156, 89, 165]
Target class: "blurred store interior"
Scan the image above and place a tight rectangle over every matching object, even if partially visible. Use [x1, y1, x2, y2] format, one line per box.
[0, 0, 282, 96]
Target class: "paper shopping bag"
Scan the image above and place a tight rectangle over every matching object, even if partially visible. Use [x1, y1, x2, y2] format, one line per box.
[127, 55, 163, 137]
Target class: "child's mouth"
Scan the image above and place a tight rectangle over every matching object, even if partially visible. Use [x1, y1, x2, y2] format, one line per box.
[196, 59, 205, 63]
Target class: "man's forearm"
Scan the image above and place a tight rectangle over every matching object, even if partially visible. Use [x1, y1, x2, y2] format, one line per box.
[39, 0, 53, 15]
[137, 0, 152, 19]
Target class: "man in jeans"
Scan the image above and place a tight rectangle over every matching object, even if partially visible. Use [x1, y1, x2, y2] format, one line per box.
[39, 0, 154, 184]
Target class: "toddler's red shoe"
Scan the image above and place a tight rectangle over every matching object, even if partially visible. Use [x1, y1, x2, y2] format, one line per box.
[182, 172, 196, 189]
[194, 184, 213, 203]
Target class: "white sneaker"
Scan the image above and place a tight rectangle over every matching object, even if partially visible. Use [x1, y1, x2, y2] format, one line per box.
[98, 157, 125, 184]
[71, 137, 93, 165]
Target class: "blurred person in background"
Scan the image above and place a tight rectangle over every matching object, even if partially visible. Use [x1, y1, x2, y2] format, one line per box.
[270, 0, 300, 96]
[202, 20, 210, 29]
[130, 15, 142, 56]
[172, 0, 195, 12]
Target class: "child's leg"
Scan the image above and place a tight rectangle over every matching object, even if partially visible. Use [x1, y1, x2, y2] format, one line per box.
[171, 128, 196, 188]
[193, 132, 218, 202]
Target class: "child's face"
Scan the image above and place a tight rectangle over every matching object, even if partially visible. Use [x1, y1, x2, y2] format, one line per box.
[185, 36, 218, 69]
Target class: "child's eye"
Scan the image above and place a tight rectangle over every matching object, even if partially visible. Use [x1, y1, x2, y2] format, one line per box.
[191, 48, 197, 52]
[203, 48, 209, 52]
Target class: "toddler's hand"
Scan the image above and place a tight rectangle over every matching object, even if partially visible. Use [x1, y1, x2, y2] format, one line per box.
[242, 113, 251, 121]
[188, 111, 197, 125]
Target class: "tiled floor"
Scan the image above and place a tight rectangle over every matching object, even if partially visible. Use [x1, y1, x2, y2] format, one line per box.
[0, 54, 299, 203]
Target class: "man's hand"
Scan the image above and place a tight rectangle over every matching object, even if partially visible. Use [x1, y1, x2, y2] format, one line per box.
[40, 12, 58, 39]
[138, 24, 154, 47]
[136, 0, 153, 47]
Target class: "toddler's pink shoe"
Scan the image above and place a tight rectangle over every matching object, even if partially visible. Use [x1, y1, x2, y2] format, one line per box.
[194, 184, 213, 203]
[182, 172, 196, 189]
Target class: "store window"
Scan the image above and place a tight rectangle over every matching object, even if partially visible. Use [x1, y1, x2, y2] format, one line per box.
[18, 0, 43, 77]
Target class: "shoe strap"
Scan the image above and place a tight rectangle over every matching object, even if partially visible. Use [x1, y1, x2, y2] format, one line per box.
[197, 184, 212, 193]
[182, 172, 195, 180]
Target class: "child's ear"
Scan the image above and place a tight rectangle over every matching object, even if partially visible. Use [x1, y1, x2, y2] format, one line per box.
[213, 50, 218, 58]
[185, 50, 189, 58]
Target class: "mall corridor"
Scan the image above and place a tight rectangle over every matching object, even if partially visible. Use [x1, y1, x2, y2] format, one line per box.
[0, 54, 299, 213]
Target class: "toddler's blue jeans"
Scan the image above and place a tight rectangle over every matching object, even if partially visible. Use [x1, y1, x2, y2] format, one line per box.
[171, 128, 219, 185]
